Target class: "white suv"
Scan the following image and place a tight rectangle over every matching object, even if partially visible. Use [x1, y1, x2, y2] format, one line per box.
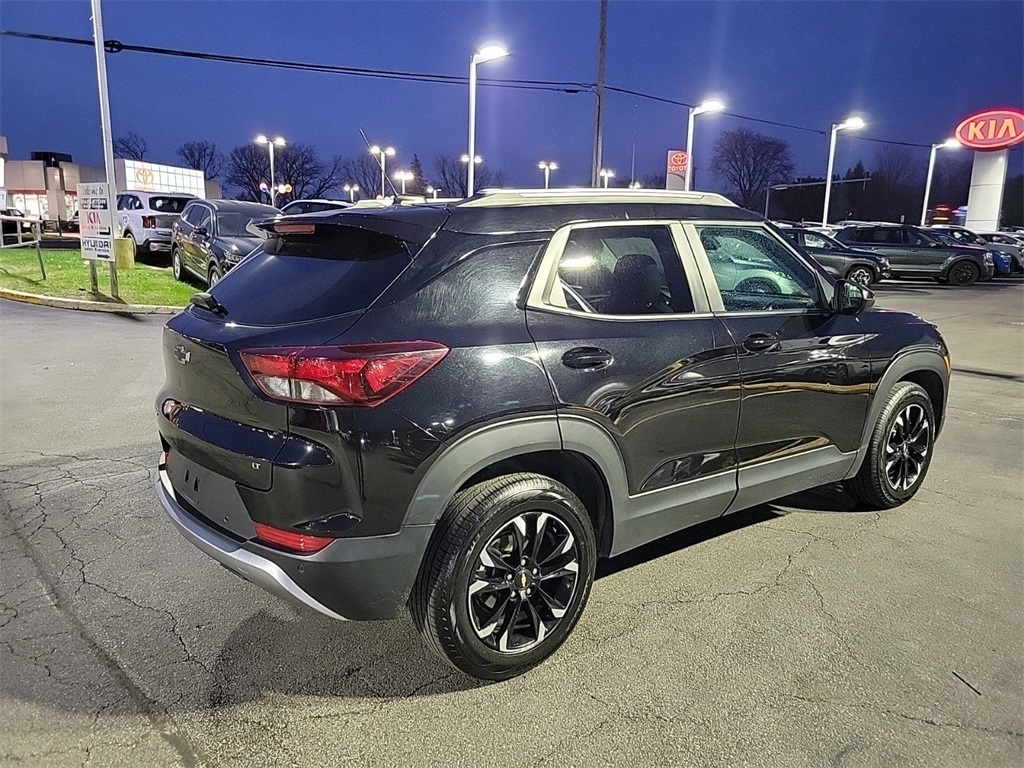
[116, 191, 195, 257]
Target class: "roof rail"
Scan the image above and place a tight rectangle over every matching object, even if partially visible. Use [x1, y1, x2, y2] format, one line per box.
[456, 187, 737, 208]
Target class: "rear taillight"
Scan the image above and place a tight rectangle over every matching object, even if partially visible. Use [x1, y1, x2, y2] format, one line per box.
[142, 216, 156, 228]
[239, 342, 448, 407]
[253, 522, 333, 554]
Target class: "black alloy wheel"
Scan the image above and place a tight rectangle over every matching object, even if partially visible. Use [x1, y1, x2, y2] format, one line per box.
[948, 261, 979, 286]
[846, 381, 936, 508]
[412, 473, 597, 681]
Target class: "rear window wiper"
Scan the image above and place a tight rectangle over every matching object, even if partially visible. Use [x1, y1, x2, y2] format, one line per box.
[190, 292, 228, 317]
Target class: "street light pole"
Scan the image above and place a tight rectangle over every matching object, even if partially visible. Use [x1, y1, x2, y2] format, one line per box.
[599, 169, 615, 188]
[343, 184, 359, 202]
[684, 99, 725, 192]
[467, 44, 509, 197]
[921, 138, 960, 226]
[822, 116, 865, 225]
[256, 135, 286, 206]
[538, 161, 558, 189]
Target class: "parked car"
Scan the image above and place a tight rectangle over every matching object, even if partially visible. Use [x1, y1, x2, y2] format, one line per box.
[834, 223, 994, 286]
[777, 226, 890, 285]
[116, 191, 196, 258]
[279, 199, 352, 215]
[971, 232, 1024, 274]
[1, 208, 34, 238]
[928, 225, 1019, 276]
[171, 199, 279, 286]
[156, 188, 950, 680]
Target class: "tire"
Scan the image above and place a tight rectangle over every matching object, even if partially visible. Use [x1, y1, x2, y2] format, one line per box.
[736, 277, 779, 294]
[411, 473, 597, 681]
[207, 264, 223, 288]
[845, 265, 875, 286]
[845, 382, 936, 509]
[948, 260, 979, 286]
[171, 247, 183, 281]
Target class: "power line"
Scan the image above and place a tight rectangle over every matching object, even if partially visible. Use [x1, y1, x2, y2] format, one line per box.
[0, 29, 934, 149]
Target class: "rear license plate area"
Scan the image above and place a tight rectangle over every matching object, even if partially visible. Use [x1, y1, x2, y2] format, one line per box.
[166, 451, 257, 540]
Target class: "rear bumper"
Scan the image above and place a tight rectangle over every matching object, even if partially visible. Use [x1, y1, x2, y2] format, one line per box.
[156, 469, 347, 620]
[155, 467, 435, 620]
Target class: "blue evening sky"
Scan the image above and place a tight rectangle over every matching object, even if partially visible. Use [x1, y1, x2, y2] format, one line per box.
[1, 0, 1022, 190]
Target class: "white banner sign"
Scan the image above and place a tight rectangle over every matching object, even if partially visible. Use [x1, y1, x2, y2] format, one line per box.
[78, 183, 114, 261]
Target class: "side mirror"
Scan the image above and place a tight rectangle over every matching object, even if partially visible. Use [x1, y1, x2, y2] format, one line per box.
[832, 278, 874, 315]
[194, 226, 208, 237]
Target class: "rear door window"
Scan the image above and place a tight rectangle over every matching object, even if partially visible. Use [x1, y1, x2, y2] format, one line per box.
[205, 228, 413, 325]
[149, 196, 191, 214]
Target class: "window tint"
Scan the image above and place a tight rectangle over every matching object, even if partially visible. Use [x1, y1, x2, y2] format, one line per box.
[193, 207, 212, 230]
[869, 227, 903, 244]
[550, 225, 693, 315]
[116, 195, 126, 210]
[804, 232, 830, 249]
[907, 228, 939, 246]
[697, 225, 820, 312]
[207, 229, 413, 325]
[149, 196, 191, 214]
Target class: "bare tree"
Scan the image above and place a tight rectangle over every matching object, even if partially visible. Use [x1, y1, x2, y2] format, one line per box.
[711, 128, 794, 209]
[226, 144, 270, 202]
[432, 153, 505, 198]
[273, 143, 343, 203]
[641, 173, 667, 189]
[872, 144, 922, 188]
[176, 141, 225, 180]
[342, 153, 387, 198]
[113, 131, 148, 161]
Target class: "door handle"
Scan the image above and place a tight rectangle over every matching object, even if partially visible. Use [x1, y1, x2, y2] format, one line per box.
[562, 347, 613, 370]
[742, 333, 780, 353]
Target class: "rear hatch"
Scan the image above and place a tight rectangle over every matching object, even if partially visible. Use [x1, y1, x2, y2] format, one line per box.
[158, 210, 447, 492]
[148, 196, 193, 231]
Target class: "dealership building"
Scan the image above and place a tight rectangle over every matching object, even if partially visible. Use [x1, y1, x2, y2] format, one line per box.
[0, 137, 220, 222]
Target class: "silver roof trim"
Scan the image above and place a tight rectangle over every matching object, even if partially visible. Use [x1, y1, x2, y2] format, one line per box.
[457, 187, 737, 208]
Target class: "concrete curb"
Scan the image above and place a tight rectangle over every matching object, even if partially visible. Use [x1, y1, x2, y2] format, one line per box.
[0, 288, 182, 315]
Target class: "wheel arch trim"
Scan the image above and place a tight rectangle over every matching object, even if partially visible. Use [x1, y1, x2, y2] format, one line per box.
[845, 347, 949, 479]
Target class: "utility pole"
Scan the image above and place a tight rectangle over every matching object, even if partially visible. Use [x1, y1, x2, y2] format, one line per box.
[591, 0, 608, 187]
[90, 0, 119, 298]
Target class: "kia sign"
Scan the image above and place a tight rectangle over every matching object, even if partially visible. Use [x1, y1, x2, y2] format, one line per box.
[666, 150, 688, 190]
[77, 183, 114, 261]
[954, 108, 1024, 151]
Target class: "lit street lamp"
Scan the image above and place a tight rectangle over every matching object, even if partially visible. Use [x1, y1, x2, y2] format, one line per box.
[822, 116, 866, 225]
[921, 138, 961, 225]
[684, 99, 725, 191]
[426, 185, 440, 200]
[393, 170, 413, 195]
[599, 168, 615, 188]
[467, 44, 509, 196]
[343, 183, 359, 202]
[538, 161, 558, 189]
[255, 134, 286, 206]
[628, 181, 642, 189]
[461, 154, 483, 194]
[370, 145, 396, 197]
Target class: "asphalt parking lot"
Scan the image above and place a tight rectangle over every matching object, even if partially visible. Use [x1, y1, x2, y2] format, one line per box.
[1, 278, 1022, 767]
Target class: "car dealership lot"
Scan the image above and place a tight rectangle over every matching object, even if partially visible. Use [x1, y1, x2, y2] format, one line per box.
[1, 280, 1022, 766]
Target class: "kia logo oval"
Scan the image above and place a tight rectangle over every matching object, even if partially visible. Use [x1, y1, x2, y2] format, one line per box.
[954, 109, 1024, 151]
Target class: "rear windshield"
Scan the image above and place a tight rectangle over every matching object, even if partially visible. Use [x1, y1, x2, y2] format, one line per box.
[149, 197, 191, 213]
[205, 228, 411, 325]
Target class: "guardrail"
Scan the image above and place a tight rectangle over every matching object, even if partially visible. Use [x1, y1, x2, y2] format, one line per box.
[0, 214, 46, 279]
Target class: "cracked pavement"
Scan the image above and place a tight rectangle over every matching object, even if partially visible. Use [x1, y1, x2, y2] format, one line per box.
[1, 281, 1022, 766]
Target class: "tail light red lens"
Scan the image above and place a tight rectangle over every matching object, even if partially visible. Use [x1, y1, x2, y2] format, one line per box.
[142, 216, 156, 229]
[239, 342, 448, 407]
[253, 522, 334, 554]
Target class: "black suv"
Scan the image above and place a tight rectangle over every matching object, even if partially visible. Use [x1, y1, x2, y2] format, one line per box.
[156, 190, 949, 680]
[834, 223, 993, 286]
[172, 199, 279, 286]
[778, 226, 891, 285]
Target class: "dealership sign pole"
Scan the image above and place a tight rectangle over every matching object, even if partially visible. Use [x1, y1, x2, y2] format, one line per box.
[89, 0, 119, 298]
